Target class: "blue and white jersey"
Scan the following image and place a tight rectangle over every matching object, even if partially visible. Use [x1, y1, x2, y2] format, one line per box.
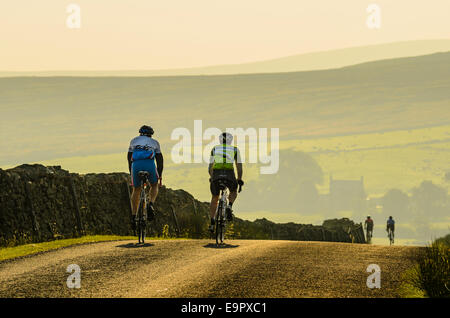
[128, 135, 161, 161]
[387, 219, 395, 226]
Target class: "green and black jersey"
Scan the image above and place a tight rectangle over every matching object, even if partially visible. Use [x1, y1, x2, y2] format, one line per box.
[210, 144, 242, 170]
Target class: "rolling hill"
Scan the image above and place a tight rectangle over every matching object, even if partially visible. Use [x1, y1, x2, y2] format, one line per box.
[0, 51, 449, 166]
[1, 39, 450, 77]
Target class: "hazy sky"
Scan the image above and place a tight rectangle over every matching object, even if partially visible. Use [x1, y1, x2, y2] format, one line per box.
[1, 0, 449, 70]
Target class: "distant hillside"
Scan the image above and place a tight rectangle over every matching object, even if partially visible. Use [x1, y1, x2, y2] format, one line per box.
[1, 51, 449, 166]
[1, 40, 450, 77]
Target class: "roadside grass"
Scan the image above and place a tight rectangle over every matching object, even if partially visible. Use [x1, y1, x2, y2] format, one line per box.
[398, 267, 426, 298]
[0, 235, 158, 262]
[400, 234, 450, 298]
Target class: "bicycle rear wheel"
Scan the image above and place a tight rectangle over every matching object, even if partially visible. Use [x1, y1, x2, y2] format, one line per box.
[137, 201, 146, 244]
[139, 219, 146, 244]
[215, 200, 222, 245]
[215, 219, 221, 245]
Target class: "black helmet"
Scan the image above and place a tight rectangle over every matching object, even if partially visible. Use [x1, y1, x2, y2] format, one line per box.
[139, 125, 154, 137]
[220, 132, 233, 144]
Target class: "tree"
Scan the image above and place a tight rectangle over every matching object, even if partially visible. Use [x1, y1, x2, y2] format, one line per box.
[238, 149, 323, 214]
[382, 189, 410, 219]
[410, 181, 448, 220]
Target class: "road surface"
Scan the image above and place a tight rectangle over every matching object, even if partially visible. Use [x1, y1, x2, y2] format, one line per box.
[0, 239, 421, 297]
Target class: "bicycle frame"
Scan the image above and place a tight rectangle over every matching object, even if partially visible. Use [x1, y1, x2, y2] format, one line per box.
[136, 172, 150, 244]
[214, 183, 228, 245]
[387, 228, 394, 245]
[218, 188, 228, 217]
[138, 180, 148, 215]
[366, 229, 373, 243]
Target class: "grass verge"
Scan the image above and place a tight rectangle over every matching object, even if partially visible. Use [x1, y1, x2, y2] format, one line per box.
[400, 234, 450, 298]
[398, 267, 426, 298]
[0, 235, 136, 262]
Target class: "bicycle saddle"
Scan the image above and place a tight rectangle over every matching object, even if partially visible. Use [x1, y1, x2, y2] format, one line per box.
[138, 171, 150, 180]
[217, 179, 227, 190]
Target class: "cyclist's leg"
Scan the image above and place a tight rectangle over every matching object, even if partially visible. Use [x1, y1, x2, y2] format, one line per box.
[228, 190, 237, 204]
[209, 178, 220, 227]
[134, 159, 158, 200]
[225, 175, 238, 221]
[134, 159, 158, 220]
[225, 171, 238, 204]
[130, 161, 143, 216]
[130, 187, 142, 216]
[147, 161, 159, 204]
[210, 195, 219, 219]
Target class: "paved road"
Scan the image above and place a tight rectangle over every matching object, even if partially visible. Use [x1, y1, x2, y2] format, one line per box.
[0, 239, 421, 297]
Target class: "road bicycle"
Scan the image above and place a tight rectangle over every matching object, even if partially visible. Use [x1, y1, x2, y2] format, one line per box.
[136, 171, 150, 244]
[387, 227, 394, 245]
[214, 179, 228, 245]
[213, 179, 242, 245]
[366, 229, 373, 244]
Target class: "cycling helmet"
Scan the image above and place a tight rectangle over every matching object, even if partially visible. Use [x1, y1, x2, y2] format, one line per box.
[389, 216, 393, 219]
[220, 132, 233, 144]
[139, 125, 154, 137]
[367, 215, 371, 218]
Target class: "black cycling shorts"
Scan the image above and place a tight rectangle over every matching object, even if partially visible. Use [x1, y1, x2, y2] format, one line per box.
[210, 169, 238, 196]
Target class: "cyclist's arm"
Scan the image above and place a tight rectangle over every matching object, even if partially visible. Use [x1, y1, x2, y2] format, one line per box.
[153, 140, 164, 178]
[208, 148, 214, 177]
[208, 163, 213, 177]
[236, 162, 243, 180]
[235, 148, 243, 180]
[155, 152, 164, 177]
[127, 152, 133, 173]
[127, 139, 135, 174]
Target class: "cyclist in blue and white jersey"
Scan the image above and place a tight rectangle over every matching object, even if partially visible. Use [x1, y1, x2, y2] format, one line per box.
[127, 125, 164, 229]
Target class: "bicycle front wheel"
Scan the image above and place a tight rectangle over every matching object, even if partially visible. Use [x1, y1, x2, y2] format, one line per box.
[215, 219, 222, 245]
[137, 203, 146, 244]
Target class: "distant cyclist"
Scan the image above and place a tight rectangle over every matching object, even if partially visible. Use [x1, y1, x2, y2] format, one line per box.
[386, 216, 395, 243]
[208, 132, 244, 232]
[364, 215, 374, 242]
[127, 125, 164, 230]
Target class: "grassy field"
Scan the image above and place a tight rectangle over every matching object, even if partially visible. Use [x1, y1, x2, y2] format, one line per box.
[291, 125, 450, 196]
[1, 52, 449, 168]
[25, 124, 450, 203]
